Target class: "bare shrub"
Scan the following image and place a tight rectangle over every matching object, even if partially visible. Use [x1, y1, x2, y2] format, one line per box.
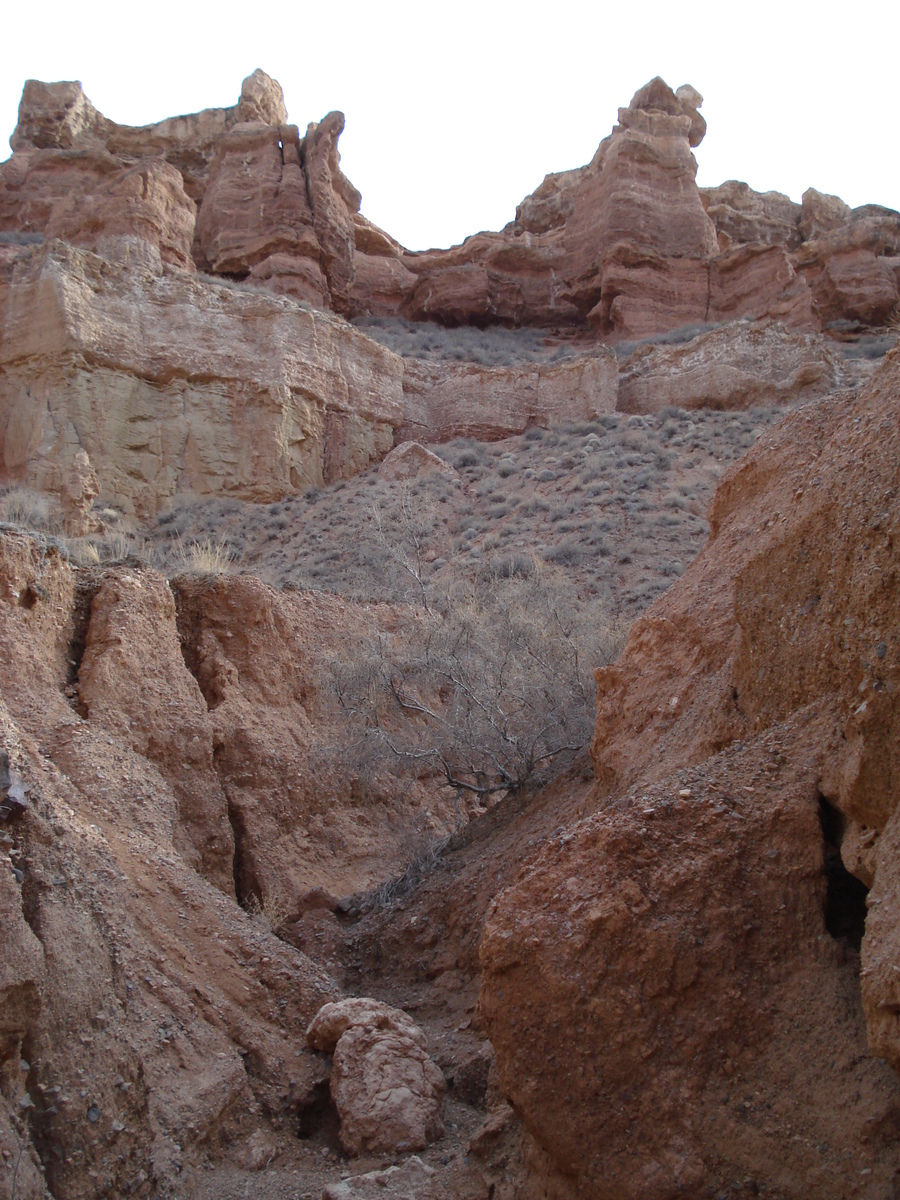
[244, 892, 291, 934]
[329, 568, 625, 800]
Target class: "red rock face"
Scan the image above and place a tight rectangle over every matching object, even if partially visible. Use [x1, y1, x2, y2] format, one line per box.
[480, 348, 900, 1199]
[2, 71, 897, 339]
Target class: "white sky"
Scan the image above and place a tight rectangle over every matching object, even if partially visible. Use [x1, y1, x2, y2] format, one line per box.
[4, 0, 898, 252]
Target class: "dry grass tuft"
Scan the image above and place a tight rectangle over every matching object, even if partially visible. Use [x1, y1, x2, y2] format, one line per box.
[244, 892, 291, 934]
[176, 535, 236, 575]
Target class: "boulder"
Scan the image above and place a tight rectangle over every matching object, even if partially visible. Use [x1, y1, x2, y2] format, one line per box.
[307, 998, 446, 1157]
[378, 441, 458, 482]
[306, 997, 423, 1052]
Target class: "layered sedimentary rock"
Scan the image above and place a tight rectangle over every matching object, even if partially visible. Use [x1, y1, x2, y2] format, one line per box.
[0, 239, 404, 516]
[4, 71, 897, 343]
[0, 239, 624, 517]
[400, 350, 617, 441]
[480, 347, 900, 1199]
[617, 319, 852, 414]
[0, 532, 338, 1200]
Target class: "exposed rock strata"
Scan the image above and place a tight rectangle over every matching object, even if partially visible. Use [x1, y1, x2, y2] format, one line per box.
[617, 319, 853, 414]
[0, 532, 338, 1199]
[400, 351, 617, 442]
[480, 347, 900, 1199]
[0, 240, 403, 516]
[4, 72, 897, 341]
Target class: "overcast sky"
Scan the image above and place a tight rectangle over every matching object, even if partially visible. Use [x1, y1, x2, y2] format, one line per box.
[4, 0, 898, 251]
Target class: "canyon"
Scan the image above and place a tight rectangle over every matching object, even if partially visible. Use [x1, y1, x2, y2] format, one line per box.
[0, 68, 898, 1200]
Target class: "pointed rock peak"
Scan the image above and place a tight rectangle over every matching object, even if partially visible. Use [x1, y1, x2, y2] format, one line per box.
[237, 69, 288, 126]
[629, 77, 683, 115]
[622, 76, 706, 148]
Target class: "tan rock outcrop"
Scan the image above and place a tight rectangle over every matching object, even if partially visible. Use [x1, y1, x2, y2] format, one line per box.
[195, 120, 323, 292]
[0, 240, 404, 516]
[701, 180, 802, 251]
[308, 998, 445, 1157]
[617, 320, 846, 414]
[0, 531, 338, 1200]
[8, 71, 285, 204]
[794, 206, 900, 327]
[378, 441, 459, 483]
[77, 570, 234, 890]
[400, 350, 617, 442]
[305, 111, 360, 315]
[5, 71, 897, 342]
[171, 574, 453, 907]
[59, 446, 101, 533]
[480, 348, 900, 1198]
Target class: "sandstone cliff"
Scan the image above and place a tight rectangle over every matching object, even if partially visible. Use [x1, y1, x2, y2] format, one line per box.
[3, 71, 898, 340]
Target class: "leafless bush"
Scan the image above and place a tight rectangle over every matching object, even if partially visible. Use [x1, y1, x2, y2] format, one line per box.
[329, 567, 626, 800]
[244, 891, 291, 933]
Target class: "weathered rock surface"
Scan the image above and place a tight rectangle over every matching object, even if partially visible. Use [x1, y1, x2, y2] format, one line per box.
[400, 350, 617, 442]
[0, 240, 403, 516]
[0, 531, 338, 1200]
[77, 570, 234, 890]
[480, 347, 900, 1198]
[617, 320, 850, 414]
[308, 998, 446, 1156]
[378, 441, 459, 483]
[7, 70, 285, 203]
[4, 70, 898, 343]
[701, 180, 802, 251]
[171, 573, 455, 909]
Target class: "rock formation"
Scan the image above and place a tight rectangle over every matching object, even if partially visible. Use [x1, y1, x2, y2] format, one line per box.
[1, 62, 899, 1200]
[479, 346, 900, 1198]
[0, 239, 404, 516]
[307, 998, 446, 1156]
[616, 319, 859, 414]
[0, 532, 340, 1198]
[400, 350, 617, 442]
[3, 71, 897, 342]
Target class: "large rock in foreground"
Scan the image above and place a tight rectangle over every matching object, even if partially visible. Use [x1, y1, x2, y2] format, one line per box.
[308, 998, 446, 1157]
[480, 347, 900, 1199]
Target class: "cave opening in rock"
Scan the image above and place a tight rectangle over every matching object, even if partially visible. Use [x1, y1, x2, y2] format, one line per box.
[818, 794, 869, 951]
[294, 1078, 341, 1144]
